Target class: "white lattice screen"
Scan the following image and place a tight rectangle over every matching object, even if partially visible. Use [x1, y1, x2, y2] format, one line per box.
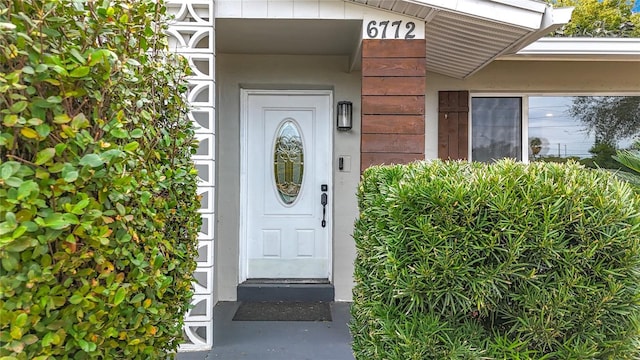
[166, 0, 216, 351]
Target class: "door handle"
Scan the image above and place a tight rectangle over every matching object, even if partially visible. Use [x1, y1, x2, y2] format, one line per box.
[320, 188, 328, 228]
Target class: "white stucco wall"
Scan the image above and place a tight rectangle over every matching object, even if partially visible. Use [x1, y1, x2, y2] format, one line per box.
[215, 56, 640, 303]
[216, 54, 361, 302]
[425, 60, 640, 159]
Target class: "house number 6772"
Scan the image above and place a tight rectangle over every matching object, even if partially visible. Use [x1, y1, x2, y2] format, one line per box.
[366, 20, 416, 39]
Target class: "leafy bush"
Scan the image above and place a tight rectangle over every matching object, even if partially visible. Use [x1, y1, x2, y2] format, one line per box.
[615, 141, 640, 188]
[1, 0, 200, 358]
[351, 160, 640, 359]
[547, 0, 640, 37]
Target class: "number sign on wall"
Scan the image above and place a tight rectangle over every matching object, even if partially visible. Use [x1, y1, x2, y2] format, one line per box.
[366, 20, 415, 39]
[362, 16, 424, 40]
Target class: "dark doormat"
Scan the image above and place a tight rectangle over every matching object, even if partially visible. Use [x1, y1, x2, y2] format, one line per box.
[232, 301, 332, 321]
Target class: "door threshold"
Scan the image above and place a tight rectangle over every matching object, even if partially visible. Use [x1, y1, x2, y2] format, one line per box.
[237, 280, 334, 302]
[243, 278, 330, 285]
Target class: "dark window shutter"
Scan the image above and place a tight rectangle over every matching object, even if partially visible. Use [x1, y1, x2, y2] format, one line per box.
[438, 91, 469, 160]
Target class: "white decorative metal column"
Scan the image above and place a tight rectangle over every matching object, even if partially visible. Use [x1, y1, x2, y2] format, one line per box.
[166, 0, 216, 351]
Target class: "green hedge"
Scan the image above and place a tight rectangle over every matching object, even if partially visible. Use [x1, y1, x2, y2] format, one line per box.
[1, 0, 200, 358]
[351, 160, 640, 359]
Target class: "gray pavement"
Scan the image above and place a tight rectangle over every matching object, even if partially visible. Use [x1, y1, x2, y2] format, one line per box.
[177, 301, 354, 360]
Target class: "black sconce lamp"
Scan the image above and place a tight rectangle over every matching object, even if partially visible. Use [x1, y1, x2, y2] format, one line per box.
[337, 101, 353, 131]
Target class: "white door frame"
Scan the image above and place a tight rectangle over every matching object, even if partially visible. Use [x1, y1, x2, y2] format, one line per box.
[239, 89, 333, 283]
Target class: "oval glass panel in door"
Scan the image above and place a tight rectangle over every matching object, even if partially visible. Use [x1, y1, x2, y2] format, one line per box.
[274, 119, 304, 205]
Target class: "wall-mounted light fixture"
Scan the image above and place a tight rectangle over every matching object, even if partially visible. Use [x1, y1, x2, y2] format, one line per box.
[337, 101, 353, 131]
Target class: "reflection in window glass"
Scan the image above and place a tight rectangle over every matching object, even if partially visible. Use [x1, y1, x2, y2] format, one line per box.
[472, 97, 522, 162]
[528, 96, 640, 170]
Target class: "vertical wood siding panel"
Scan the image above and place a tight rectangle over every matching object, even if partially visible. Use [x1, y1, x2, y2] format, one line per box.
[268, 0, 294, 17]
[448, 91, 459, 110]
[459, 91, 469, 111]
[318, 0, 345, 18]
[243, 0, 268, 17]
[458, 112, 469, 160]
[438, 112, 449, 159]
[217, 0, 242, 17]
[447, 112, 459, 159]
[361, 39, 426, 171]
[293, 0, 319, 18]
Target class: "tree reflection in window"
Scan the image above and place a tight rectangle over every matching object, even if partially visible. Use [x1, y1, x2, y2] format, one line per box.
[529, 96, 640, 170]
[274, 120, 304, 205]
[471, 96, 640, 170]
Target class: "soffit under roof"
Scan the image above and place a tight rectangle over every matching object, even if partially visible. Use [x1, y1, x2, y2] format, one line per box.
[345, 0, 565, 78]
[214, 0, 569, 78]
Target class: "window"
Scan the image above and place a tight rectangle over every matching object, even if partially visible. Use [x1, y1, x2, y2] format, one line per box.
[471, 95, 640, 170]
[472, 97, 522, 162]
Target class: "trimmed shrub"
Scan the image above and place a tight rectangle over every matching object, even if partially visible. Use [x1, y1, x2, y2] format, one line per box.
[615, 141, 640, 189]
[1, 0, 200, 358]
[351, 160, 640, 359]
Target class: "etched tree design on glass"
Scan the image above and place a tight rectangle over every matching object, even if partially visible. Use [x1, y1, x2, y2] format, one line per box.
[274, 120, 304, 205]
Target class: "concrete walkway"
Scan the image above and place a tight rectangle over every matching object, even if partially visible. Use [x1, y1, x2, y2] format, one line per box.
[177, 302, 354, 360]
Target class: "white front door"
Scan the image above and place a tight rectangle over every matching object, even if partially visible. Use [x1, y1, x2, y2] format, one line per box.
[241, 90, 332, 280]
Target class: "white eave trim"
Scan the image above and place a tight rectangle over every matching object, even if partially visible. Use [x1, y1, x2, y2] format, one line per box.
[500, 37, 640, 61]
[461, 6, 573, 78]
[488, 0, 548, 12]
[409, 0, 547, 13]
[498, 6, 573, 55]
[407, 0, 549, 29]
[542, 6, 574, 28]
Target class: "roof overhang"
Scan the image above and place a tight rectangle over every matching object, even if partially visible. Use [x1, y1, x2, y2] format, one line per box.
[499, 37, 640, 61]
[346, 0, 573, 78]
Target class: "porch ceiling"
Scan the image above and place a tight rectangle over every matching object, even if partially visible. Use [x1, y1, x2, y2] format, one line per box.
[346, 0, 572, 78]
[216, 19, 361, 57]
